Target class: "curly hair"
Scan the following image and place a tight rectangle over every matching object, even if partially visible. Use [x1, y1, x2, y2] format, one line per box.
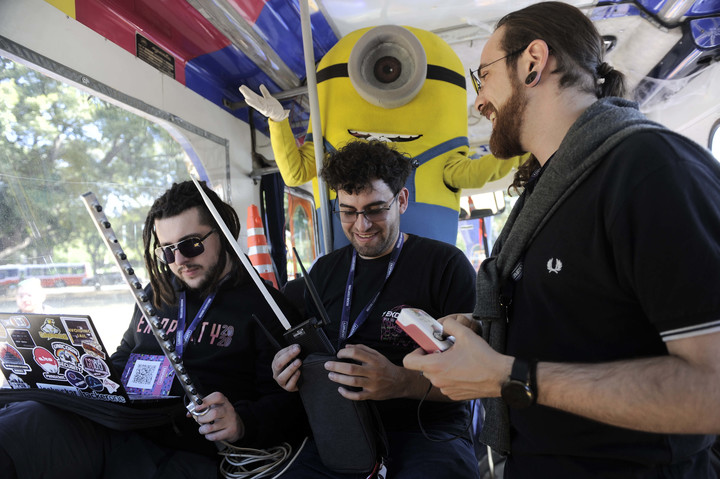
[142, 180, 242, 308]
[320, 140, 414, 195]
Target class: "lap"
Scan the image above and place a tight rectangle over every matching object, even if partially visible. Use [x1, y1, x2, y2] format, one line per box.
[0, 401, 218, 479]
[281, 430, 479, 479]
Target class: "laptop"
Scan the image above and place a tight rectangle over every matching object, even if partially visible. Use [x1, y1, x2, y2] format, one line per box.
[0, 312, 176, 405]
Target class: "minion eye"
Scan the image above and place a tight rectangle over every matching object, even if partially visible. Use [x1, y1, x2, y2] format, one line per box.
[348, 25, 427, 108]
[374, 56, 402, 84]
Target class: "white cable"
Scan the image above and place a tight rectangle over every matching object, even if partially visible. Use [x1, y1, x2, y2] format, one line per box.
[190, 176, 292, 330]
[218, 437, 308, 479]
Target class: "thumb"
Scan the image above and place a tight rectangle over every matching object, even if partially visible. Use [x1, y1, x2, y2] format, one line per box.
[259, 84, 274, 100]
[440, 317, 468, 337]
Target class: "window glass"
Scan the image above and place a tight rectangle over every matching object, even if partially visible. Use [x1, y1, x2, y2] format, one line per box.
[0, 56, 189, 352]
[284, 189, 317, 280]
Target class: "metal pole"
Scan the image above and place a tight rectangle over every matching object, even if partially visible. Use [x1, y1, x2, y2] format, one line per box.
[300, 0, 333, 254]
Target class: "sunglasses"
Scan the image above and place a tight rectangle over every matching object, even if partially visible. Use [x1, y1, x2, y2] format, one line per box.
[155, 230, 216, 264]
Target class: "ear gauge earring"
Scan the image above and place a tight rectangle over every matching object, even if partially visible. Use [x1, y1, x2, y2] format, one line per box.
[525, 71, 538, 85]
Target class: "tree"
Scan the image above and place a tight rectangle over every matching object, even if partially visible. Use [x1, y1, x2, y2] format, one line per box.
[0, 57, 189, 276]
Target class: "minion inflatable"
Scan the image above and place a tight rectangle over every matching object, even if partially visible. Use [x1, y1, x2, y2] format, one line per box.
[242, 25, 523, 251]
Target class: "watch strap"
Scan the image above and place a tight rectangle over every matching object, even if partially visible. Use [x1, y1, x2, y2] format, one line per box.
[510, 358, 538, 405]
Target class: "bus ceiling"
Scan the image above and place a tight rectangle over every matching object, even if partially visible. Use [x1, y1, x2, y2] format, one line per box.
[1, 0, 719, 193]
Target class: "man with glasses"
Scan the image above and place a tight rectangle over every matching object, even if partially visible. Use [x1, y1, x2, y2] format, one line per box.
[0, 180, 306, 478]
[271, 140, 480, 478]
[405, 2, 720, 478]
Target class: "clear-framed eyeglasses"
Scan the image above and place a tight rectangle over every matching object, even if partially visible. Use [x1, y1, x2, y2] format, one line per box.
[334, 194, 399, 224]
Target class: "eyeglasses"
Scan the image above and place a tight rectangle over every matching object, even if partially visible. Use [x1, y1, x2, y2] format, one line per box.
[334, 195, 399, 224]
[469, 44, 529, 94]
[155, 230, 216, 264]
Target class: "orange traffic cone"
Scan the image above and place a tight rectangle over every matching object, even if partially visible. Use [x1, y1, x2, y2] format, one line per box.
[247, 205, 279, 289]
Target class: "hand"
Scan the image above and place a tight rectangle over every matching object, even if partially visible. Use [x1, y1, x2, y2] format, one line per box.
[325, 344, 425, 401]
[403, 317, 513, 401]
[190, 392, 244, 443]
[239, 84, 289, 122]
[272, 344, 302, 392]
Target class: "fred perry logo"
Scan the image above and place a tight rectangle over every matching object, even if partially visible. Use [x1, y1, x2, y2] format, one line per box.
[547, 258, 563, 274]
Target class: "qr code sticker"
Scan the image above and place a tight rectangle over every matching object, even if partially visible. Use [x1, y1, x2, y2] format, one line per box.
[127, 359, 160, 389]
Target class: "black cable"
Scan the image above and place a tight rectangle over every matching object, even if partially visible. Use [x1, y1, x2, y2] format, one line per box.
[416, 382, 474, 442]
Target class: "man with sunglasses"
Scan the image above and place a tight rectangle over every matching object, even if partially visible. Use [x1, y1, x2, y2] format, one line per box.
[0, 181, 306, 478]
[271, 140, 480, 478]
[404, 3, 720, 478]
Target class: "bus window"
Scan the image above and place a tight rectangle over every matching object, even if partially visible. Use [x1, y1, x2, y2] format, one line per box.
[284, 188, 318, 280]
[456, 191, 518, 271]
[0, 55, 189, 349]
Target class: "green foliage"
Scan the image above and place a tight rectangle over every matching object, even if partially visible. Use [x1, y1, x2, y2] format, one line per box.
[0, 57, 189, 275]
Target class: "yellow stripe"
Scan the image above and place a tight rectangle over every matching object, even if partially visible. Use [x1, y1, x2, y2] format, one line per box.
[45, 0, 76, 18]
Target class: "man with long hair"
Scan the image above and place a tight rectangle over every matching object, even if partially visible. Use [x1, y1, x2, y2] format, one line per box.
[0, 180, 305, 478]
[405, 3, 720, 477]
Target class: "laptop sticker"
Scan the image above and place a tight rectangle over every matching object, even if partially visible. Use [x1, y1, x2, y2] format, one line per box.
[60, 317, 96, 346]
[81, 354, 109, 379]
[0, 343, 31, 375]
[52, 342, 82, 372]
[10, 329, 35, 349]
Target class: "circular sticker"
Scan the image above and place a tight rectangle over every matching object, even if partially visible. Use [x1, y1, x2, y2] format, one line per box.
[33, 347, 59, 374]
[80, 354, 110, 379]
[85, 374, 104, 392]
[65, 369, 88, 389]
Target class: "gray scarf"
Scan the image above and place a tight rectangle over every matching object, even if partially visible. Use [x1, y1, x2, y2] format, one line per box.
[475, 97, 665, 453]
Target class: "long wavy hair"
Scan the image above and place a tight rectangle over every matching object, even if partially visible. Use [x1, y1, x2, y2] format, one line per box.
[142, 181, 242, 308]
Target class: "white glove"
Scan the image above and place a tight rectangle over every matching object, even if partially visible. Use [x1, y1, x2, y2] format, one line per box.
[239, 84, 289, 122]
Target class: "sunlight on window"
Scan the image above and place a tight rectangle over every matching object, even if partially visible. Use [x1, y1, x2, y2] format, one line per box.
[0, 56, 190, 352]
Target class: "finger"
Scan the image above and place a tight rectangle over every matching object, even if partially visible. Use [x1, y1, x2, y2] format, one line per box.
[272, 345, 300, 376]
[437, 313, 469, 326]
[327, 370, 364, 388]
[403, 347, 431, 371]
[238, 85, 254, 98]
[439, 317, 470, 337]
[275, 358, 302, 390]
[259, 84, 272, 99]
[284, 369, 301, 392]
[336, 343, 376, 362]
[324, 359, 361, 376]
[337, 386, 367, 401]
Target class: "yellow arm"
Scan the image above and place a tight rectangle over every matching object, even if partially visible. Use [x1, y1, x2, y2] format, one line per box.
[443, 152, 531, 190]
[268, 118, 318, 187]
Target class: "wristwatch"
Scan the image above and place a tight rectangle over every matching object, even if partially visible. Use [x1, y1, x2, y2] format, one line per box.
[501, 358, 538, 409]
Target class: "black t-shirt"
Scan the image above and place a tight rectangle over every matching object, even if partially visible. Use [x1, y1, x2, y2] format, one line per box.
[307, 233, 477, 434]
[506, 131, 720, 477]
[110, 269, 306, 455]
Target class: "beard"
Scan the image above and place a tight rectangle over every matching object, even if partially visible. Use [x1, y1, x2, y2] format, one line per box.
[348, 219, 400, 259]
[180, 259, 221, 294]
[486, 75, 527, 159]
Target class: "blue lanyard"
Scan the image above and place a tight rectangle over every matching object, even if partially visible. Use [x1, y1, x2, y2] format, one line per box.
[338, 233, 404, 349]
[175, 275, 229, 358]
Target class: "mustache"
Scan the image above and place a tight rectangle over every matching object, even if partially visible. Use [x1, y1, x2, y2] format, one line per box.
[178, 264, 200, 273]
[480, 103, 497, 120]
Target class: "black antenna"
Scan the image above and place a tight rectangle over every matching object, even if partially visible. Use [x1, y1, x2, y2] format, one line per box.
[293, 247, 331, 327]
